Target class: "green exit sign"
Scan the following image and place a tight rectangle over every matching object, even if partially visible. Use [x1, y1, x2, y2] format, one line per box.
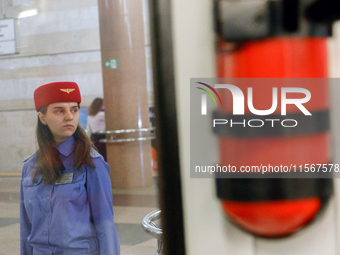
[104, 59, 119, 69]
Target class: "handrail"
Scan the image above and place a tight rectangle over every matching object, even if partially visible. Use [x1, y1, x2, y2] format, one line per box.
[96, 127, 155, 135]
[99, 136, 155, 143]
[141, 209, 163, 255]
[141, 209, 162, 239]
[97, 127, 156, 143]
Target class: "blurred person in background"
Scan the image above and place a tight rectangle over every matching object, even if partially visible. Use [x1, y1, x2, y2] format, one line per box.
[87, 97, 107, 161]
[20, 82, 120, 255]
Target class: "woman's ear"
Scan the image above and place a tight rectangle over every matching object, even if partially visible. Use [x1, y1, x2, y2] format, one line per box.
[38, 112, 47, 125]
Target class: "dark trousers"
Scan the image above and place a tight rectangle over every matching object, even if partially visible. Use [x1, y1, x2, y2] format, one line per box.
[91, 133, 107, 162]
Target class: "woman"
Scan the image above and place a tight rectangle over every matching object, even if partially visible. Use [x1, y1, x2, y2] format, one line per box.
[20, 82, 120, 255]
[87, 98, 107, 161]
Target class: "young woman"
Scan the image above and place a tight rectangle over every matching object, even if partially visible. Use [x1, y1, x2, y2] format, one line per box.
[20, 82, 120, 255]
[87, 97, 107, 161]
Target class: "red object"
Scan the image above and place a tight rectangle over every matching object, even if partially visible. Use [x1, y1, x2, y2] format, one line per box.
[151, 147, 158, 172]
[34, 82, 81, 111]
[222, 198, 321, 237]
[216, 38, 330, 237]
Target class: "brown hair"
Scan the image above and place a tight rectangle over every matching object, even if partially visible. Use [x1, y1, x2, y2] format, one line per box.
[88, 98, 103, 116]
[32, 105, 96, 184]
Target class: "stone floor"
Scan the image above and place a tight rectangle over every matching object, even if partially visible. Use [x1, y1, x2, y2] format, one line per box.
[0, 176, 160, 255]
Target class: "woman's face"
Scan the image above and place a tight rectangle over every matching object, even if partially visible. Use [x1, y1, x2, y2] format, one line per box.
[38, 102, 79, 145]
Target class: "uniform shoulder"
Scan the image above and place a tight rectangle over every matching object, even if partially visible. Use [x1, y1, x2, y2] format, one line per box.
[22, 153, 37, 177]
[23, 153, 37, 164]
[90, 148, 102, 159]
[88, 148, 110, 175]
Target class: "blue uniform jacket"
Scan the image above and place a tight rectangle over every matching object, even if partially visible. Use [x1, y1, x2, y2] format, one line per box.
[20, 136, 120, 255]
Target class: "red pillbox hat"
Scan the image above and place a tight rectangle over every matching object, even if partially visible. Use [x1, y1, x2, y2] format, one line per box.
[34, 82, 82, 112]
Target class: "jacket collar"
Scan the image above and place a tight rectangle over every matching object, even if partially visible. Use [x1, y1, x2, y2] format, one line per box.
[57, 135, 75, 157]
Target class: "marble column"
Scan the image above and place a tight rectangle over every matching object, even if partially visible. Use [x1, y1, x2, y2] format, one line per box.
[98, 0, 152, 188]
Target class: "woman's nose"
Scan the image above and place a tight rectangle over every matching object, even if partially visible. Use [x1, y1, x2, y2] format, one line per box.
[65, 110, 74, 120]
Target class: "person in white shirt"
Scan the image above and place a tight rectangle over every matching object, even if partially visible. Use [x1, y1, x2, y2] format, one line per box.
[87, 98, 107, 161]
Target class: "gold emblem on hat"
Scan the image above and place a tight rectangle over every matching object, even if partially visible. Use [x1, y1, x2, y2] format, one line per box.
[60, 88, 75, 94]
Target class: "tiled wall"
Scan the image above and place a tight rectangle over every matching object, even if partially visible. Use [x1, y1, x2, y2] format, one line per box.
[0, 0, 153, 173]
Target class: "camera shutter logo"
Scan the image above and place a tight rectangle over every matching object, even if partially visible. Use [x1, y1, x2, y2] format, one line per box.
[196, 82, 222, 115]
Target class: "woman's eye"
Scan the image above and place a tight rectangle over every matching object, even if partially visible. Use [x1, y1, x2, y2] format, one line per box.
[72, 108, 78, 113]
